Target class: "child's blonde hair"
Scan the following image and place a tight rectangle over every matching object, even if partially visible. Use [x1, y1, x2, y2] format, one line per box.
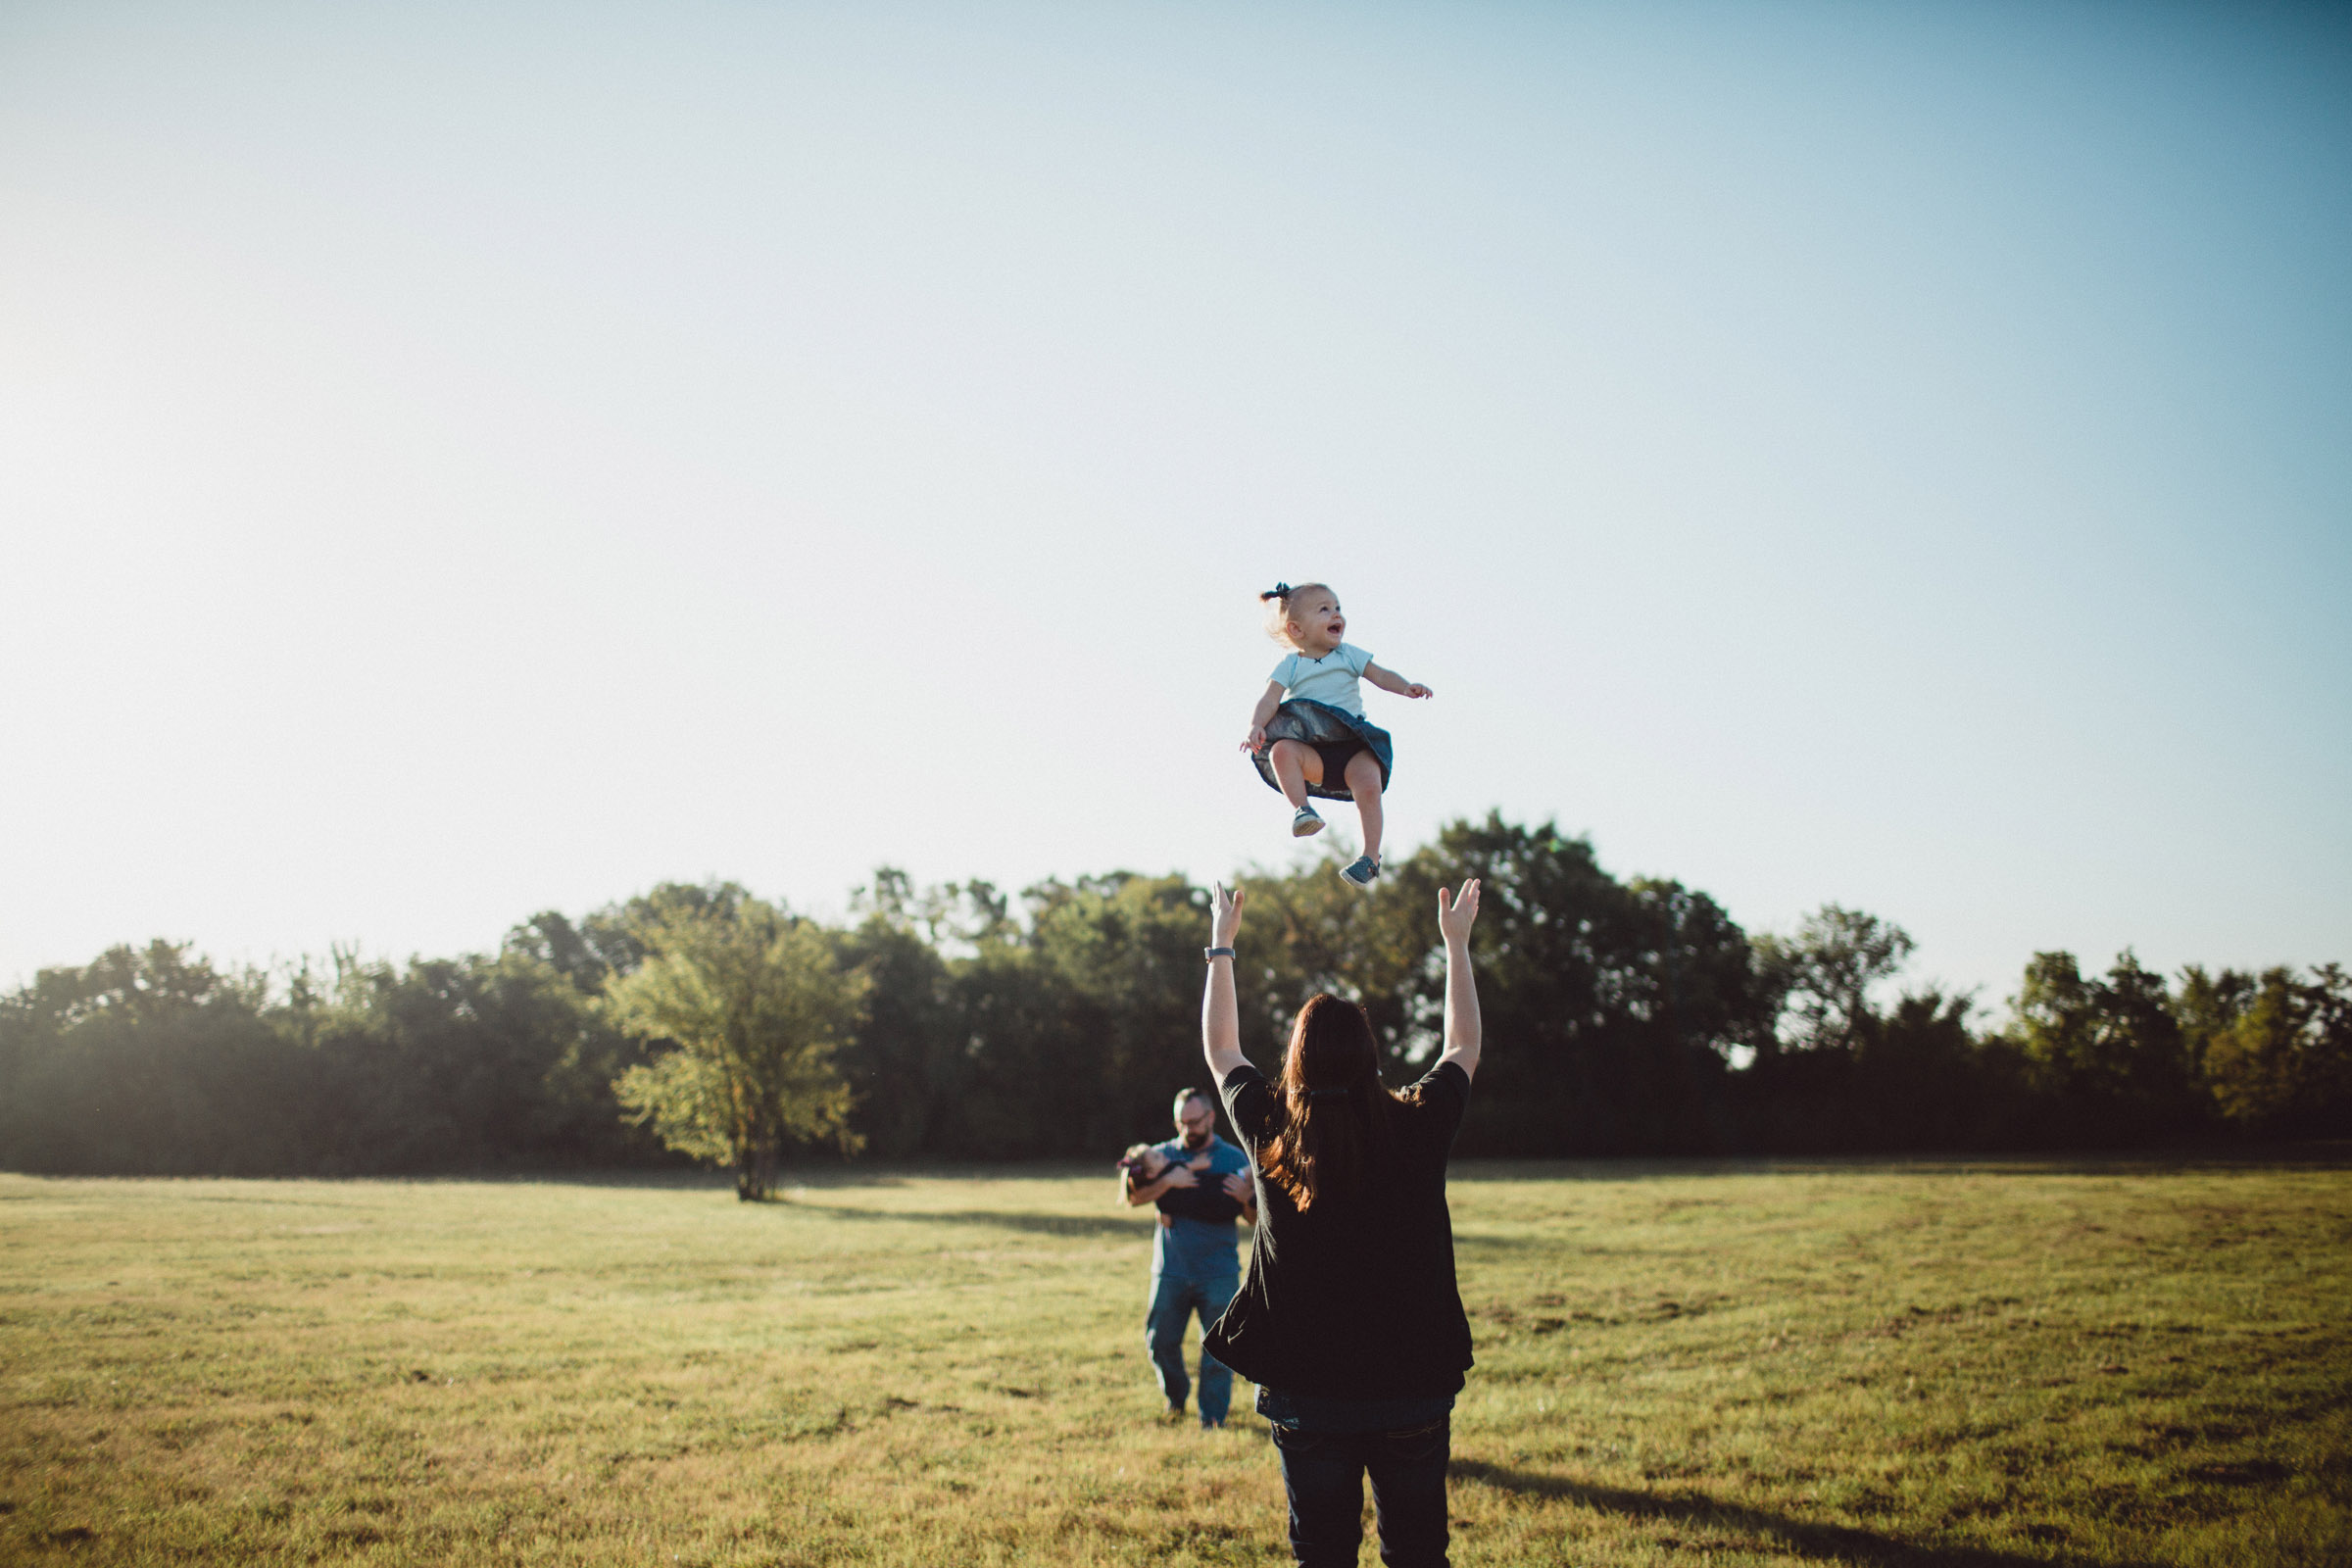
[1258, 581, 1334, 652]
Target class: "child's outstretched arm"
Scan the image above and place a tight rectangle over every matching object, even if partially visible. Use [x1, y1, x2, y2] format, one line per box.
[1364, 662, 1434, 700]
[1242, 680, 1286, 753]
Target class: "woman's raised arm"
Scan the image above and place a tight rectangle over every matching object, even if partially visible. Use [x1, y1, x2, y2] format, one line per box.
[1435, 880, 1483, 1080]
[1201, 882, 1248, 1083]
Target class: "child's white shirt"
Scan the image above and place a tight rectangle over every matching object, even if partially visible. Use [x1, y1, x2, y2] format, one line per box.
[1270, 642, 1374, 717]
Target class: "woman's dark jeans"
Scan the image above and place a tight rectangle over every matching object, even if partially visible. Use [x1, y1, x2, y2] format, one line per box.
[1269, 1415, 1450, 1567]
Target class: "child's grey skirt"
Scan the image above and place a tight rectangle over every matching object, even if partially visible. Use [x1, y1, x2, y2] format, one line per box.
[1251, 699, 1394, 802]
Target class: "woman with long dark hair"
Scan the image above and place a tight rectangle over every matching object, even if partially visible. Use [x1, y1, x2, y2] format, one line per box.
[1199, 877, 1483, 1568]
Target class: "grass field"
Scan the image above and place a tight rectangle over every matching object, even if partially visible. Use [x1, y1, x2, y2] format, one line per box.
[3, 1157, 2347, 1567]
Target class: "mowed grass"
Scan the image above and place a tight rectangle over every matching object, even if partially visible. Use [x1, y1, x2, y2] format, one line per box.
[2, 1158, 2347, 1567]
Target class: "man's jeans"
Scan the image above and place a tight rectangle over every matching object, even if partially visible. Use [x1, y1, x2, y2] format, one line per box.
[1144, 1269, 1238, 1425]
[1269, 1415, 1451, 1567]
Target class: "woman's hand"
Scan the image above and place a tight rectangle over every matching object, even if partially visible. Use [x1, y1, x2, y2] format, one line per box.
[1210, 881, 1246, 948]
[1201, 884, 1248, 1080]
[1437, 879, 1481, 948]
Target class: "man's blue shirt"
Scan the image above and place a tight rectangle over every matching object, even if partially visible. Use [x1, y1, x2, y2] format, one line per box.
[1148, 1134, 1250, 1279]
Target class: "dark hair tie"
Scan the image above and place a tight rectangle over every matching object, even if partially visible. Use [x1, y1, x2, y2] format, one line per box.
[1259, 582, 1294, 603]
[1305, 1087, 1350, 1101]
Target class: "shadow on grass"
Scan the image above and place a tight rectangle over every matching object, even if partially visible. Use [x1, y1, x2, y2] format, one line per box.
[772, 1201, 1157, 1240]
[1447, 1143, 2352, 1184]
[1450, 1458, 2156, 1568]
[774, 1199, 1544, 1250]
[26, 1147, 2337, 1190]
[426, 1168, 919, 1191]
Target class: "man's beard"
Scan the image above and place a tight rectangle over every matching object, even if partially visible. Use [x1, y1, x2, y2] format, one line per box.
[1183, 1131, 1210, 1150]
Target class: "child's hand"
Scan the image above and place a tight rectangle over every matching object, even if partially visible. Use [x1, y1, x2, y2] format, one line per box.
[1159, 1165, 1200, 1191]
[1241, 725, 1269, 754]
[1403, 683, 1434, 699]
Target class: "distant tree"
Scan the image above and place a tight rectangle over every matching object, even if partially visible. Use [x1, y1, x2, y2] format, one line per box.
[1855, 988, 1984, 1114]
[10, 819, 2341, 1175]
[2197, 965, 2350, 1135]
[0, 941, 308, 1174]
[944, 936, 1089, 1157]
[1753, 906, 1916, 1057]
[834, 868, 1001, 1158]
[507, 910, 634, 994]
[899, 870, 1207, 1160]
[1275, 813, 1761, 1156]
[2002, 951, 2206, 1142]
[2173, 963, 2255, 1085]
[1026, 872, 1211, 1152]
[1732, 908, 2049, 1152]
[606, 888, 867, 1199]
[851, 867, 1015, 953]
[2310, 964, 2352, 1133]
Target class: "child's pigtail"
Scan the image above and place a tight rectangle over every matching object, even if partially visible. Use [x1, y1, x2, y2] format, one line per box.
[1260, 580, 1317, 648]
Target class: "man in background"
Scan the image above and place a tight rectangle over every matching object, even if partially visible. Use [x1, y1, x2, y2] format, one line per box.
[1120, 1087, 1255, 1427]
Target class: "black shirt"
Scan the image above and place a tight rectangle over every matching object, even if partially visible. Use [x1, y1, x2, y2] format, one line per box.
[1203, 1060, 1475, 1398]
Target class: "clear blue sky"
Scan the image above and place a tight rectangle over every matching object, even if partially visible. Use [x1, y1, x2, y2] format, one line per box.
[4, 1, 2347, 1012]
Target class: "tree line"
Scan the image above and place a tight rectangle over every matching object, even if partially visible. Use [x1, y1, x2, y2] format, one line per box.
[2, 815, 2343, 1191]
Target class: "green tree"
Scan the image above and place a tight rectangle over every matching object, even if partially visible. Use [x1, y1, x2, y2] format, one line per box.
[833, 868, 999, 1159]
[0, 941, 309, 1174]
[903, 870, 1208, 1159]
[2198, 966, 2350, 1134]
[2308, 964, 2352, 1129]
[1753, 906, 1917, 1057]
[2002, 951, 2204, 1141]
[2173, 963, 2254, 1086]
[1737, 906, 1983, 1152]
[606, 888, 867, 1199]
[1262, 814, 1760, 1156]
[1025, 872, 1210, 1152]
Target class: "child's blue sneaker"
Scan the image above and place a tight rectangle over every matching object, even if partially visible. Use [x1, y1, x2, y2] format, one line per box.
[1291, 807, 1324, 838]
[1339, 855, 1379, 888]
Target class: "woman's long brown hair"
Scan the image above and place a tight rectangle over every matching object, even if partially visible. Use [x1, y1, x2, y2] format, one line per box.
[1260, 993, 1414, 1211]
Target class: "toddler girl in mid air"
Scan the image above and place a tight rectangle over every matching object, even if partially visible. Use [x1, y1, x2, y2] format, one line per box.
[1242, 581, 1432, 888]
